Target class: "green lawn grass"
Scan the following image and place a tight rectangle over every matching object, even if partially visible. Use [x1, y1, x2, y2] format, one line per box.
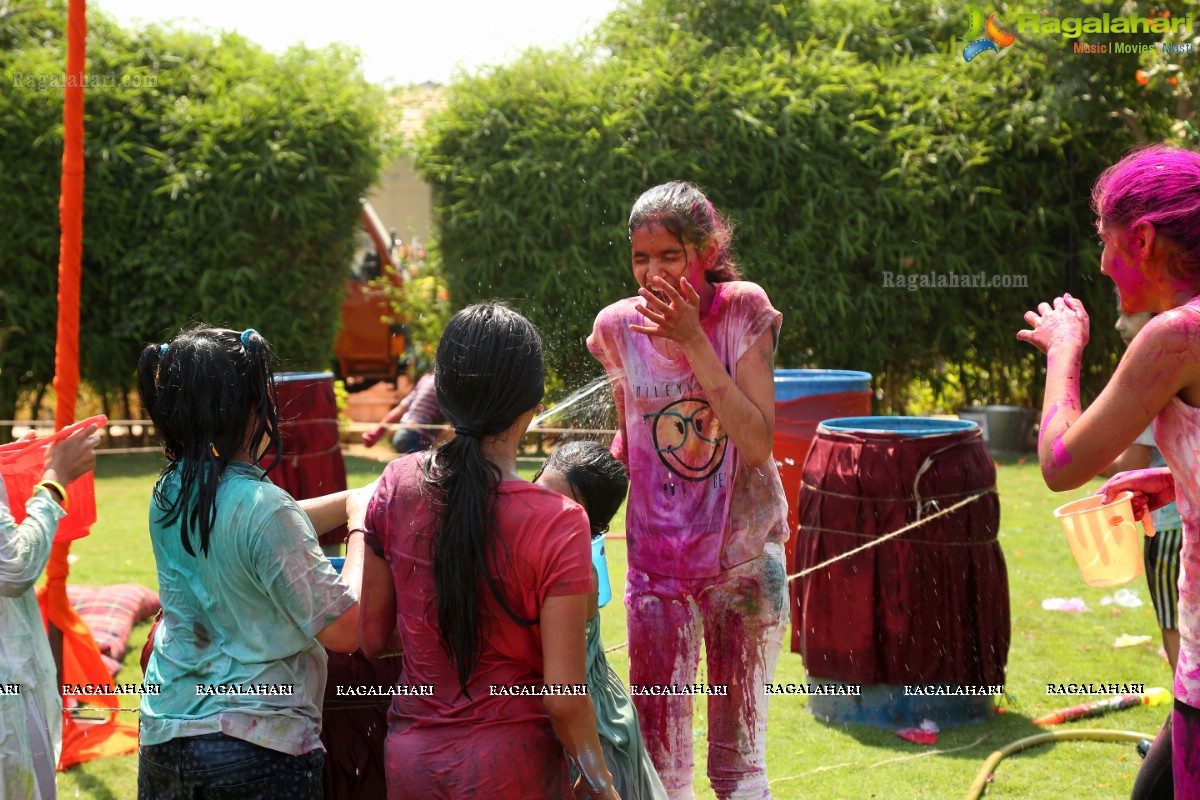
[55, 453, 1169, 799]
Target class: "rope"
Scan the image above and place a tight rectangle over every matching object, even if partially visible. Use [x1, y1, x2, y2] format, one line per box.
[798, 526, 998, 547]
[787, 489, 992, 583]
[801, 482, 992, 503]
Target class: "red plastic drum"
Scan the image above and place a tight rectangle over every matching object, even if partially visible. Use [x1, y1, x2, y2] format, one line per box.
[793, 418, 1009, 691]
[773, 370, 872, 654]
[265, 372, 348, 547]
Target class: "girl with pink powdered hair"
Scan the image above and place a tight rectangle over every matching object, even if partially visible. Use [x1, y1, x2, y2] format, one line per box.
[1017, 144, 1200, 798]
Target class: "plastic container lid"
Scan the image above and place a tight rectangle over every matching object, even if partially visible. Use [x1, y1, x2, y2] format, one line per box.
[274, 371, 335, 383]
[774, 370, 872, 398]
[818, 416, 978, 436]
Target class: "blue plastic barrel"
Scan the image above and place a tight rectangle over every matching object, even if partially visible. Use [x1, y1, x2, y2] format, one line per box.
[774, 369, 872, 402]
[819, 416, 978, 436]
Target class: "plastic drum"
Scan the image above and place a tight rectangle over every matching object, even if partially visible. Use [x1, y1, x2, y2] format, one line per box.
[773, 371, 872, 653]
[793, 417, 1008, 728]
[266, 372, 348, 548]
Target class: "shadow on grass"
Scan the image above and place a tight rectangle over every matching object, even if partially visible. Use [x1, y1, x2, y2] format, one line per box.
[62, 767, 124, 800]
[810, 708, 1049, 762]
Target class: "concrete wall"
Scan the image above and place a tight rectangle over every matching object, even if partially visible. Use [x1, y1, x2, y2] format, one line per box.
[366, 155, 433, 246]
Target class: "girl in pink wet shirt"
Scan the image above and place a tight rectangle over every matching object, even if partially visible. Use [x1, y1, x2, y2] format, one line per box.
[588, 182, 789, 800]
[1017, 144, 1200, 798]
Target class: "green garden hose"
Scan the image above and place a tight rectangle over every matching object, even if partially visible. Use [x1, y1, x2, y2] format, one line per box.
[963, 729, 1152, 800]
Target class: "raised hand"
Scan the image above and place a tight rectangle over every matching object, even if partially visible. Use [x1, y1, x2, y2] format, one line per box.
[43, 424, 100, 486]
[1017, 293, 1090, 354]
[362, 425, 387, 449]
[630, 275, 704, 348]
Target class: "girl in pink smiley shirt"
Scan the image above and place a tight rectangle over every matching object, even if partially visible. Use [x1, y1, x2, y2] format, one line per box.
[1018, 145, 1200, 798]
[588, 182, 789, 800]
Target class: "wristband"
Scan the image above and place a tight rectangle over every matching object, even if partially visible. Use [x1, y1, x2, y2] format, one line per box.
[347, 528, 367, 537]
[35, 480, 68, 509]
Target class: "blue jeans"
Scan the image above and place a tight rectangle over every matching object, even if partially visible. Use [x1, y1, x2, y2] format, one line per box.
[391, 428, 434, 454]
[138, 733, 323, 799]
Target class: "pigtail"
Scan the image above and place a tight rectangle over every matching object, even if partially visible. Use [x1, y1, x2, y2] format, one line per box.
[138, 325, 281, 558]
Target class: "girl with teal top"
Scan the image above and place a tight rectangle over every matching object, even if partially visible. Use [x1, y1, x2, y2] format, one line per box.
[536, 440, 669, 800]
[136, 326, 365, 800]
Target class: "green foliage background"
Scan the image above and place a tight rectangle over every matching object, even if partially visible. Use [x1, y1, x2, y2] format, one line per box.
[0, 0, 386, 421]
[416, 0, 1193, 410]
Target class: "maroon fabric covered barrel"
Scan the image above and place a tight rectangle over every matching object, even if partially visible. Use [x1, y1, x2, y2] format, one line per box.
[266, 372, 348, 548]
[793, 417, 1009, 688]
[322, 651, 404, 799]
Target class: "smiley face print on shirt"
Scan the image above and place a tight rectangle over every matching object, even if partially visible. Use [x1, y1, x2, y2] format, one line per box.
[642, 398, 728, 481]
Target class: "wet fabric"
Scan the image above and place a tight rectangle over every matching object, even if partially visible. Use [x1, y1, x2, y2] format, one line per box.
[0, 482, 65, 800]
[1152, 313, 1200, 708]
[365, 453, 593, 799]
[588, 281, 789, 579]
[141, 461, 355, 756]
[627, 544, 787, 800]
[1135, 426, 1183, 531]
[794, 425, 1009, 686]
[577, 614, 668, 800]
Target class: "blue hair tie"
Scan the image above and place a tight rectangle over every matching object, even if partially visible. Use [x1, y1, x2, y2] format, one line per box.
[240, 329, 257, 346]
[158, 343, 169, 357]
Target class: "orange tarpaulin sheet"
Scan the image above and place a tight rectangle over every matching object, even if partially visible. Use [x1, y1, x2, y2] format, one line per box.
[45, 0, 139, 767]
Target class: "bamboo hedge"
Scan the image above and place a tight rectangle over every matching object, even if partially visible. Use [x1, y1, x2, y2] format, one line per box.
[417, 0, 1188, 410]
[0, 1, 386, 423]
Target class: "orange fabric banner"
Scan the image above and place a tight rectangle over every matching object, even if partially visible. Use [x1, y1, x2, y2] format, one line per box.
[48, 0, 140, 768]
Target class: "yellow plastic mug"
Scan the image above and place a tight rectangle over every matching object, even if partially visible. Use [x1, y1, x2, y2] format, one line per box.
[1053, 491, 1155, 588]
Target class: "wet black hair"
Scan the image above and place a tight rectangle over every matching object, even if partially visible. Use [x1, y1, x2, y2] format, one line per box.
[423, 303, 545, 695]
[136, 326, 280, 557]
[534, 441, 629, 538]
[628, 180, 741, 282]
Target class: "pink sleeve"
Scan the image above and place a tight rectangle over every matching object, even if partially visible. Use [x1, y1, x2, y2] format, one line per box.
[364, 458, 405, 556]
[536, 502, 594, 601]
[731, 283, 782, 364]
[585, 316, 614, 371]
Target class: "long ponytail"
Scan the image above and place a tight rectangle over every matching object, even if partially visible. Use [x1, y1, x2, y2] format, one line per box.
[424, 303, 545, 695]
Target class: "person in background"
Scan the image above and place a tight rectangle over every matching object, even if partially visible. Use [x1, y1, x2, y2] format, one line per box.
[0, 423, 100, 800]
[535, 440, 668, 800]
[362, 371, 443, 454]
[1102, 304, 1182, 672]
